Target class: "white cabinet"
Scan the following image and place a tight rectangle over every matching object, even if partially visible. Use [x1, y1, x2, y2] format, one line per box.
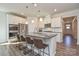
[8, 14, 26, 24]
[51, 17, 62, 27]
[51, 17, 62, 33]
[56, 32, 62, 42]
[44, 15, 51, 24]
[51, 17, 63, 42]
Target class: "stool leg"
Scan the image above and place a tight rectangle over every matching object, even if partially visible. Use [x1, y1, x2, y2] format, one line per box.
[32, 45, 34, 55]
[48, 45, 50, 56]
[39, 49, 41, 56]
[38, 49, 39, 55]
[38, 49, 40, 55]
[31, 45, 34, 55]
[33, 45, 35, 56]
[43, 49, 44, 56]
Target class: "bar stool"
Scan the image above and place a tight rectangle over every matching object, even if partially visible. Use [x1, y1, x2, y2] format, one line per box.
[20, 35, 27, 49]
[25, 37, 34, 55]
[20, 36, 26, 41]
[16, 34, 20, 42]
[16, 34, 22, 50]
[20, 35, 29, 55]
[33, 39, 50, 56]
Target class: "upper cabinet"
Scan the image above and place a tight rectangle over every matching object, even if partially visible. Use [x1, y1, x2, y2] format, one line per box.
[8, 14, 26, 24]
[51, 17, 62, 27]
[44, 15, 51, 24]
[43, 15, 62, 28]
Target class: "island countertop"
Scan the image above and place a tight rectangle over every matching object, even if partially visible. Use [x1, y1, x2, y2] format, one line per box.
[26, 32, 57, 56]
[26, 32, 57, 39]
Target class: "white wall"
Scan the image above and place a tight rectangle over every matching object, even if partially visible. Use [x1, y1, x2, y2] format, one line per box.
[0, 12, 8, 43]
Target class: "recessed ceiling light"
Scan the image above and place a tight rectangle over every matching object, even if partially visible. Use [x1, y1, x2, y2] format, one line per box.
[54, 9, 57, 12]
[34, 3, 37, 7]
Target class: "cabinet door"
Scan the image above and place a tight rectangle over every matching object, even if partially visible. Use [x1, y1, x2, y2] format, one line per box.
[56, 33, 62, 42]
[52, 17, 62, 27]
[18, 23, 28, 37]
[44, 15, 51, 24]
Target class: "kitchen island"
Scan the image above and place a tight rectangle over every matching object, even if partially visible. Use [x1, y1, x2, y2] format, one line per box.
[26, 32, 57, 56]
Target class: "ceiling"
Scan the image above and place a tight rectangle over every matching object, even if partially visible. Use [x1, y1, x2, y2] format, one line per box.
[0, 3, 79, 17]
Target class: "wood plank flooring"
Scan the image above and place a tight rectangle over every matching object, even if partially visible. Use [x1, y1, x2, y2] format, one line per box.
[56, 35, 78, 56]
[55, 43, 78, 56]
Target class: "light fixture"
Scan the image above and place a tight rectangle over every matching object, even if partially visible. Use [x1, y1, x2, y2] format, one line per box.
[25, 21, 28, 24]
[40, 18, 43, 22]
[34, 3, 37, 7]
[54, 9, 57, 12]
[32, 20, 34, 23]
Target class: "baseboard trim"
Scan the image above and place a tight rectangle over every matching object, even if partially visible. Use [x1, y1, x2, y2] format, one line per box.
[0, 41, 8, 44]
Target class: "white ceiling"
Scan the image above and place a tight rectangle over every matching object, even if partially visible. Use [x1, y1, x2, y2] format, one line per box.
[0, 3, 79, 17]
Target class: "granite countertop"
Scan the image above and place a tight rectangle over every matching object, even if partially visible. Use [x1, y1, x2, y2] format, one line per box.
[26, 32, 57, 39]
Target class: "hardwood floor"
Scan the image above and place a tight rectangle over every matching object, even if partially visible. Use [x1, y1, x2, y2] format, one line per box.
[56, 35, 78, 56]
[55, 43, 77, 56]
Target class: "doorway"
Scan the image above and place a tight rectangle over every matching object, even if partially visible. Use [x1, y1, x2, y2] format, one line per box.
[63, 16, 77, 47]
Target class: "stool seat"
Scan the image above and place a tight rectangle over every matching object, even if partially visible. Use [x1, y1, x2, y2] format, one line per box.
[26, 37, 34, 44]
[33, 39, 48, 49]
[33, 39, 50, 56]
[42, 44, 48, 49]
[29, 40, 34, 44]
